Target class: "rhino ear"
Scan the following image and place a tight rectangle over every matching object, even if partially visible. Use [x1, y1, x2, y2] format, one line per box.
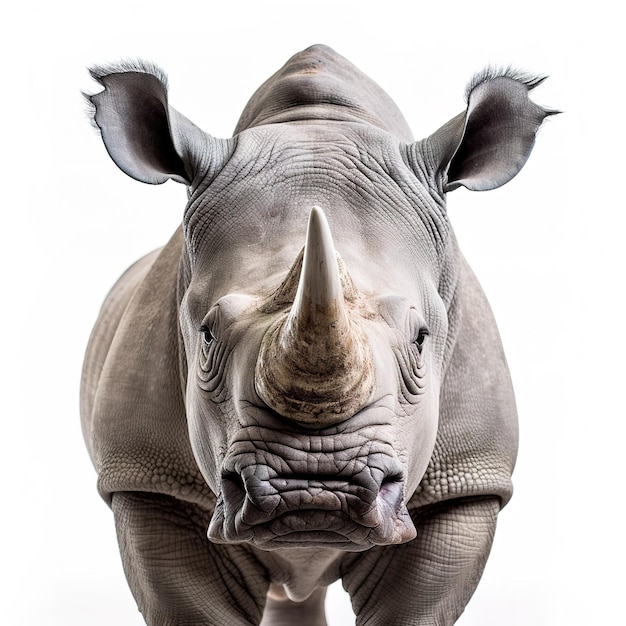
[86, 62, 218, 185]
[427, 69, 558, 192]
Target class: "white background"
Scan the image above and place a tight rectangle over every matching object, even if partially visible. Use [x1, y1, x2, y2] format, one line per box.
[1, 1, 622, 624]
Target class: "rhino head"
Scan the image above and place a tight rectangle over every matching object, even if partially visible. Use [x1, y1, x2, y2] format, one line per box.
[87, 45, 553, 552]
[186, 203, 431, 549]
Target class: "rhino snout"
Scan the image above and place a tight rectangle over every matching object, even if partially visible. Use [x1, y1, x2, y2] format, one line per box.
[207, 447, 417, 550]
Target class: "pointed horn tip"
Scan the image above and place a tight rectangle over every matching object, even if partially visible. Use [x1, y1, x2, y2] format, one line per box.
[307, 205, 330, 234]
[294, 202, 344, 316]
[308, 204, 326, 226]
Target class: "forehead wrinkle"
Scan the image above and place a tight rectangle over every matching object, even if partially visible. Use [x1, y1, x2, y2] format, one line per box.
[183, 123, 448, 271]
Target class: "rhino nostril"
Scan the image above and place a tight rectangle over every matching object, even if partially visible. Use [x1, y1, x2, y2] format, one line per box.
[221, 473, 246, 512]
[378, 475, 404, 513]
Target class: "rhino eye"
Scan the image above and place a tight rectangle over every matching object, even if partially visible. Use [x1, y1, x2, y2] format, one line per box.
[200, 325, 215, 346]
[413, 327, 429, 354]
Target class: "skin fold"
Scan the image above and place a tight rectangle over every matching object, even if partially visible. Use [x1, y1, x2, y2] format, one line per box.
[81, 45, 555, 625]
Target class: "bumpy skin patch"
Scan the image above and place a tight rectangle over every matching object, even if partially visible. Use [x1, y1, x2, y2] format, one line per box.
[81, 229, 213, 507]
[81, 44, 554, 625]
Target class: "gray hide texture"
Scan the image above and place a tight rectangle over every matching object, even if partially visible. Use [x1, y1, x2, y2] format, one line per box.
[81, 44, 556, 625]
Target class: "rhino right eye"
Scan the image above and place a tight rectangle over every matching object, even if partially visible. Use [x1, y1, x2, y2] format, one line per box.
[200, 325, 215, 346]
[413, 327, 429, 354]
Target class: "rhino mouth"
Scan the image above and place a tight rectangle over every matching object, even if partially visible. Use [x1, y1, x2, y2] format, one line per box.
[207, 448, 417, 550]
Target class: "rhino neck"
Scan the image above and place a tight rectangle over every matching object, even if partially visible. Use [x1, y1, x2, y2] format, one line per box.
[176, 229, 193, 395]
[234, 44, 414, 141]
[436, 231, 463, 378]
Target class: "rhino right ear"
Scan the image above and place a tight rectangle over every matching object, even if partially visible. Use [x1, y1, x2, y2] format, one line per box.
[424, 68, 558, 192]
[86, 62, 229, 185]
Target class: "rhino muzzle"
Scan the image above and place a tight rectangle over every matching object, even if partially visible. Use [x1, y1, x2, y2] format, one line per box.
[207, 431, 417, 550]
[255, 206, 375, 426]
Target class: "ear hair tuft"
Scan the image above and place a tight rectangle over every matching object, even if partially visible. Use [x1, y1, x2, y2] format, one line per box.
[465, 66, 561, 117]
[87, 58, 169, 88]
[465, 66, 547, 101]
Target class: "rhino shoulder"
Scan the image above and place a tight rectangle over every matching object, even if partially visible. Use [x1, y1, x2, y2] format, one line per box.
[410, 254, 519, 510]
[81, 228, 213, 508]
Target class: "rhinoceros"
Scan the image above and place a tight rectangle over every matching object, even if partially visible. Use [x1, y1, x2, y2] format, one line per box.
[80, 44, 555, 625]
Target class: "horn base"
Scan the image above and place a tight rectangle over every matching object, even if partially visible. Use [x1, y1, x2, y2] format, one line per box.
[255, 314, 374, 425]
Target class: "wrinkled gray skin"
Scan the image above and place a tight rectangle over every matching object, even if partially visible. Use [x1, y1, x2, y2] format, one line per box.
[81, 45, 555, 625]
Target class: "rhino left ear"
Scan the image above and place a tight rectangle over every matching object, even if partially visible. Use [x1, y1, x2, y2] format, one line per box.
[426, 69, 558, 192]
[86, 62, 222, 186]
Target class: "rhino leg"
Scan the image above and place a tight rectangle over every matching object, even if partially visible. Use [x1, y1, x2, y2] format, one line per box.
[260, 588, 327, 626]
[111, 492, 268, 626]
[341, 496, 500, 626]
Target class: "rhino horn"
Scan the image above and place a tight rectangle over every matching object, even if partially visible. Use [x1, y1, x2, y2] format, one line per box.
[255, 206, 374, 426]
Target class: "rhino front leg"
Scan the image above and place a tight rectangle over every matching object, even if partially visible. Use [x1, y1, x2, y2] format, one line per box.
[342, 497, 500, 626]
[111, 492, 268, 626]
